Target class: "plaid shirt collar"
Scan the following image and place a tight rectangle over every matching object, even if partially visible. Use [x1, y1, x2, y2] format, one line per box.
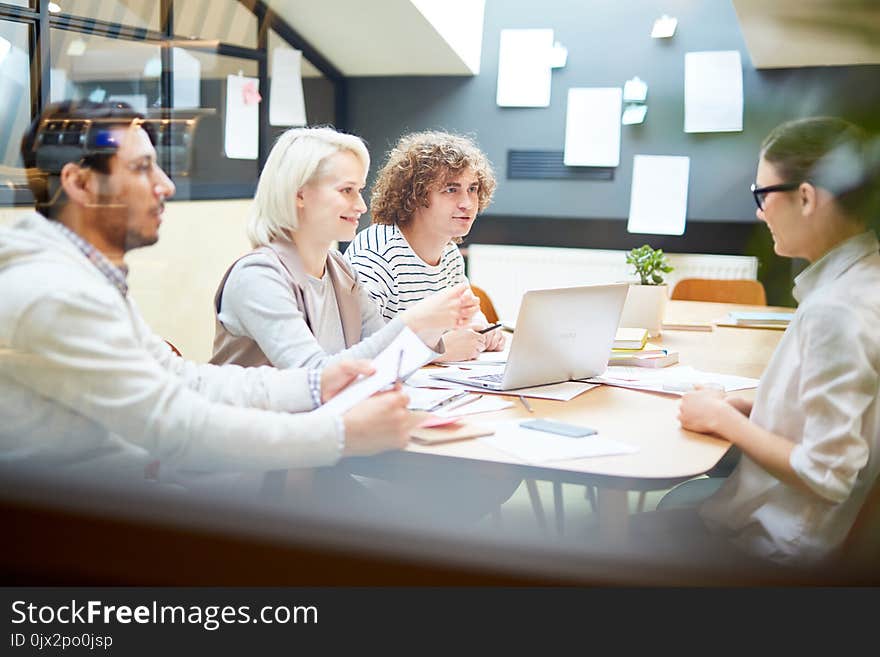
[52, 221, 129, 297]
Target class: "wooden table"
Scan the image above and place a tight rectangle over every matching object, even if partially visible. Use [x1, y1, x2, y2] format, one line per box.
[354, 300, 790, 540]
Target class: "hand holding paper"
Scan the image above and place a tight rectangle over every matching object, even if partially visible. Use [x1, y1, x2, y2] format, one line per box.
[317, 327, 437, 416]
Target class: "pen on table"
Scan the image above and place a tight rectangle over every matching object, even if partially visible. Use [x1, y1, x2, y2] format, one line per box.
[433, 393, 482, 414]
[477, 323, 502, 334]
[518, 395, 533, 413]
[429, 390, 469, 411]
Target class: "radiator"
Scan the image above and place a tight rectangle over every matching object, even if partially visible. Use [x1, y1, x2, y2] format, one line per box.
[466, 244, 758, 321]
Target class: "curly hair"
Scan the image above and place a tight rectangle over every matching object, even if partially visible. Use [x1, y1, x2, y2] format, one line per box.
[370, 131, 496, 228]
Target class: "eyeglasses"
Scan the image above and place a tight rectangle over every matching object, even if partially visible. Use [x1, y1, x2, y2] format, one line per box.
[750, 182, 800, 211]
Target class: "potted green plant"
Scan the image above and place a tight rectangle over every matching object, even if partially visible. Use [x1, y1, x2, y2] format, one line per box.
[619, 245, 675, 337]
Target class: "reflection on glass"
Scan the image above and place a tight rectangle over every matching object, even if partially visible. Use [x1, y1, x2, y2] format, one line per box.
[268, 29, 335, 132]
[52, 0, 159, 31]
[0, 20, 31, 182]
[166, 50, 258, 198]
[49, 28, 162, 112]
[174, 0, 256, 48]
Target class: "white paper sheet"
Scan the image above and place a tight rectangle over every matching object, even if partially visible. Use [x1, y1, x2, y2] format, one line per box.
[684, 50, 743, 133]
[409, 369, 599, 401]
[224, 74, 259, 160]
[172, 47, 201, 109]
[622, 104, 648, 125]
[651, 15, 678, 39]
[627, 154, 690, 235]
[435, 396, 514, 418]
[50, 68, 68, 103]
[549, 41, 568, 68]
[563, 87, 622, 167]
[316, 328, 437, 416]
[496, 28, 554, 107]
[481, 420, 638, 464]
[269, 47, 307, 127]
[404, 386, 466, 412]
[585, 365, 759, 395]
[623, 77, 648, 102]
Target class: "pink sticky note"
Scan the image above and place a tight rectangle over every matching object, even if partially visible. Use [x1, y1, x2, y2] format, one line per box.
[242, 80, 262, 106]
[418, 415, 462, 428]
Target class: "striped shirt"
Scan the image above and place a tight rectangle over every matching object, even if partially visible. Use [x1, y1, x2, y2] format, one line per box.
[344, 224, 468, 322]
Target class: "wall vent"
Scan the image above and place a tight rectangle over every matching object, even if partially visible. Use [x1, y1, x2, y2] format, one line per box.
[507, 150, 614, 181]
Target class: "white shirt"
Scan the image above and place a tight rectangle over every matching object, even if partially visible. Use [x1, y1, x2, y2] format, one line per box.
[702, 231, 880, 564]
[344, 224, 468, 321]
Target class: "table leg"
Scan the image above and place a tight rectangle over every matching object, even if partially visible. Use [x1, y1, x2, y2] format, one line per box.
[553, 481, 564, 535]
[596, 488, 630, 544]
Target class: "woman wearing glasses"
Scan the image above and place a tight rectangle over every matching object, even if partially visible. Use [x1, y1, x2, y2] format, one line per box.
[639, 117, 880, 567]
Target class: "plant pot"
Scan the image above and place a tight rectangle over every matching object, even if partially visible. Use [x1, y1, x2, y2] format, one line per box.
[619, 283, 668, 338]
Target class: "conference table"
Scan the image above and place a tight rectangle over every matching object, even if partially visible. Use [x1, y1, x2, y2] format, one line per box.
[355, 300, 790, 541]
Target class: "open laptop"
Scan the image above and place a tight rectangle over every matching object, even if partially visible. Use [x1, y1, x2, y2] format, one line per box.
[430, 283, 629, 391]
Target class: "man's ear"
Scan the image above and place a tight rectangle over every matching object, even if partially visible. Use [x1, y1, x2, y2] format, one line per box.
[799, 181, 818, 216]
[59, 162, 93, 207]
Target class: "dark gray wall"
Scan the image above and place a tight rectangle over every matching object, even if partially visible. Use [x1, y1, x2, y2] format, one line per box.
[347, 0, 880, 224]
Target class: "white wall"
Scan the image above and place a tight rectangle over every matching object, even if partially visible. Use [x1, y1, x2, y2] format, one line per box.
[3, 200, 253, 363]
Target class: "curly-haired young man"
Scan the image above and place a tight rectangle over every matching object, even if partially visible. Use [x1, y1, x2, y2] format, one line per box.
[345, 131, 505, 361]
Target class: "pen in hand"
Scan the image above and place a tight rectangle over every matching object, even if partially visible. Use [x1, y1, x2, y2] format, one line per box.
[518, 395, 533, 413]
[395, 348, 404, 386]
[477, 323, 502, 334]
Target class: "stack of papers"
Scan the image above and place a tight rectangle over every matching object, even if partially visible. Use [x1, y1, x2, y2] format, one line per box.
[584, 365, 759, 395]
[407, 369, 598, 402]
[716, 311, 795, 330]
[608, 351, 679, 368]
[728, 312, 793, 326]
[481, 420, 638, 464]
[609, 340, 677, 368]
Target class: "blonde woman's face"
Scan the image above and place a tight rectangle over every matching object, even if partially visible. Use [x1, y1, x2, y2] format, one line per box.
[296, 150, 367, 243]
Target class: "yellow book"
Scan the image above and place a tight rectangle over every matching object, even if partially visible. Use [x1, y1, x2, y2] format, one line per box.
[613, 327, 649, 350]
[612, 342, 666, 355]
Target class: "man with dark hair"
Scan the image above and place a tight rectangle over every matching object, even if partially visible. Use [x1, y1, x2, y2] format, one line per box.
[0, 101, 418, 492]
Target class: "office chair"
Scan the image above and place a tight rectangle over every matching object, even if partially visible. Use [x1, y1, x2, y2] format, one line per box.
[671, 278, 767, 306]
[470, 284, 499, 324]
[164, 340, 182, 357]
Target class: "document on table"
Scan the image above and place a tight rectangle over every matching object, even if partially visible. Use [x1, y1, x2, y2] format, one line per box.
[481, 420, 638, 464]
[627, 154, 690, 236]
[407, 368, 598, 401]
[434, 396, 514, 418]
[315, 328, 437, 416]
[403, 386, 467, 412]
[584, 365, 759, 395]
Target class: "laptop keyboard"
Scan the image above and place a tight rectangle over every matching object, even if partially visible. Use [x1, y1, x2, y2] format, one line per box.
[471, 373, 504, 383]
